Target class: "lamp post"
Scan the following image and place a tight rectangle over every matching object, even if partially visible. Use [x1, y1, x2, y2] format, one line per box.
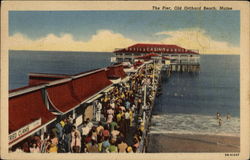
[151, 56, 162, 91]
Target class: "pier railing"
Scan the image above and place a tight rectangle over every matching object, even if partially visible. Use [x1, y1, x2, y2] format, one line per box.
[137, 65, 161, 153]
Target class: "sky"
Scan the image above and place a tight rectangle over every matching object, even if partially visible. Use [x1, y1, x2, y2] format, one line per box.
[9, 11, 240, 54]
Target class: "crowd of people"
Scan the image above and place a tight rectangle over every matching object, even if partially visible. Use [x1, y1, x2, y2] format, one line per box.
[10, 64, 158, 153]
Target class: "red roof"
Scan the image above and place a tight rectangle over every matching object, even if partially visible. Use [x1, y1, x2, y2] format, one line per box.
[133, 61, 144, 68]
[72, 70, 112, 102]
[114, 43, 199, 54]
[9, 84, 45, 93]
[136, 53, 160, 60]
[131, 43, 182, 48]
[9, 90, 55, 133]
[29, 73, 71, 86]
[73, 68, 101, 77]
[46, 81, 80, 113]
[106, 65, 127, 79]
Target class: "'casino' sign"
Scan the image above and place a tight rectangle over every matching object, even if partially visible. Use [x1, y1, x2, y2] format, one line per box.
[9, 118, 41, 144]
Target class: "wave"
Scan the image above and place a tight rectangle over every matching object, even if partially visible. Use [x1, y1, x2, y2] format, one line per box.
[149, 113, 240, 137]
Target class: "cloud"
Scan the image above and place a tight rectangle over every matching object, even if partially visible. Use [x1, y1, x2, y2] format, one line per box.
[9, 28, 239, 54]
[9, 30, 135, 52]
[81, 30, 136, 52]
[155, 28, 239, 54]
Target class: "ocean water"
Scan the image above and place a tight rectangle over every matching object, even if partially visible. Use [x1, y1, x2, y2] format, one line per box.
[150, 114, 240, 137]
[151, 54, 240, 137]
[9, 50, 113, 90]
[9, 51, 240, 136]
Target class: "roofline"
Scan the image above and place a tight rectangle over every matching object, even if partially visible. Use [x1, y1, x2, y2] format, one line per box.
[72, 68, 105, 79]
[9, 85, 46, 98]
[107, 64, 124, 68]
[45, 77, 72, 87]
[133, 43, 180, 47]
[29, 72, 70, 78]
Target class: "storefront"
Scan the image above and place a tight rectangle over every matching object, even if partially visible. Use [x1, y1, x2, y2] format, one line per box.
[46, 69, 113, 127]
[9, 86, 56, 149]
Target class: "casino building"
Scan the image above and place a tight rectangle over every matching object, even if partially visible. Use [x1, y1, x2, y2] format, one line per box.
[114, 43, 200, 69]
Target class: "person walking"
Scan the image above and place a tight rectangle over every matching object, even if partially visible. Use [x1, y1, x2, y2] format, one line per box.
[96, 101, 102, 122]
[71, 132, 81, 153]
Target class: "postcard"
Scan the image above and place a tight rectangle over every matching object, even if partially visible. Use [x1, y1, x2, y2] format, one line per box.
[1, 1, 249, 160]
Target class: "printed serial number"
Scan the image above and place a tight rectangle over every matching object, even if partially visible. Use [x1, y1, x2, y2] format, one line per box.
[225, 153, 239, 156]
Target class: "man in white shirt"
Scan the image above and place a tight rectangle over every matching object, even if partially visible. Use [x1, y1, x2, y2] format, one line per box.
[96, 101, 102, 122]
[81, 123, 90, 137]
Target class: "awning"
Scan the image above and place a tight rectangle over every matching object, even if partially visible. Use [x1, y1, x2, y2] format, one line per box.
[46, 81, 80, 113]
[106, 65, 127, 79]
[103, 86, 114, 93]
[9, 90, 56, 145]
[72, 70, 112, 102]
[121, 76, 130, 82]
[85, 94, 103, 104]
[109, 78, 122, 84]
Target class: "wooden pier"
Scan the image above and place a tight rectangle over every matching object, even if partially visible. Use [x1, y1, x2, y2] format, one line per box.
[169, 64, 200, 72]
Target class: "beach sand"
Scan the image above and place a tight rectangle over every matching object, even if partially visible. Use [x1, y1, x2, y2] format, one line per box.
[147, 133, 240, 152]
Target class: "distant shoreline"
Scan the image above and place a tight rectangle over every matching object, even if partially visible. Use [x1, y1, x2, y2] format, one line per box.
[8, 50, 239, 55]
[9, 50, 113, 53]
[147, 133, 240, 152]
